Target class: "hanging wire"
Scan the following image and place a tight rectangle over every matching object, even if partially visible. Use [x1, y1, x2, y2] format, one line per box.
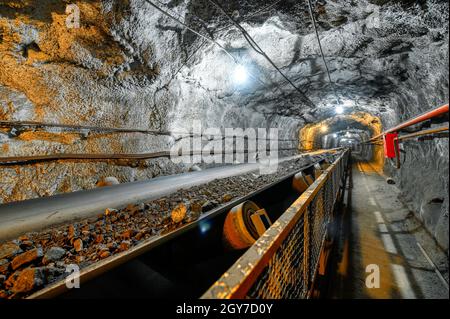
[145, 0, 322, 107]
[207, 0, 315, 107]
[306, 0, 340, 105]
[144, 0, 273, 88]
[238, 0, 285, 22]
[0, 147, 300, 166]
[155, 0, 286, 84]
[0, 120, 299, 142]
[144, 0, 236, 62]
[1, 1, 314, 162]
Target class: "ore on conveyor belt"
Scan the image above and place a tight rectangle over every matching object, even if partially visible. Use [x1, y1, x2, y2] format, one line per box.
[0, 153, 335, 299]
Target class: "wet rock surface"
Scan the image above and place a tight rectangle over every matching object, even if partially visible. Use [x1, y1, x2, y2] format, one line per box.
[0, 154, 334, 299]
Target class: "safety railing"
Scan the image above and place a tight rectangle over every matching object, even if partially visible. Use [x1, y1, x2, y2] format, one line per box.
[202, 150, 350, 299]
[367, 103, 449, 143]
[360, 103, 448, 168]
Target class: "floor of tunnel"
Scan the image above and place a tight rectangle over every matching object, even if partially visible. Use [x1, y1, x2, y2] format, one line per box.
[330, 161, 449, 299]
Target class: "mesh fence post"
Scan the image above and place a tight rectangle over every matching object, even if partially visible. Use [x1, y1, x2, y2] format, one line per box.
[303, 206, 310, 293]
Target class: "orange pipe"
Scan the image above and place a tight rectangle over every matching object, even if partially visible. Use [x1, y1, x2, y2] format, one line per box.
[370, 104, 449, 141]
[395, 126, 449, 141]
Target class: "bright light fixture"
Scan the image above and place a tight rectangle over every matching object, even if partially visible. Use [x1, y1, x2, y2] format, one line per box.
[233, 65, 248, 85]
[320, 126, 328, 133]
[336, 105, 344, 114]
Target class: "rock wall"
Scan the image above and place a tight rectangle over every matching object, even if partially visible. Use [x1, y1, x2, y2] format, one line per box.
[0, 0, 448, 248]
[0, 0, 191, 202]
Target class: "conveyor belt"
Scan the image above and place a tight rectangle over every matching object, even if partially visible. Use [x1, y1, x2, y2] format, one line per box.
[0, 149, 345, 299]
[28, 155, 333, 299]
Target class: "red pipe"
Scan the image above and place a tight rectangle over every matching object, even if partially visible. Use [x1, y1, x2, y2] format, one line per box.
[370, 104, 449, 141]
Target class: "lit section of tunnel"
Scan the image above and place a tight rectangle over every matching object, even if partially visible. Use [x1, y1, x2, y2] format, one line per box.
[299, 112, 384, 168]
[0, 0, 448, 300]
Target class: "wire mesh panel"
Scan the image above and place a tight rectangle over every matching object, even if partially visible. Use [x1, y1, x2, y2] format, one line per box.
[202, 150, 349, 299]
[308, 189, 326, 281]
[246, 214, 306, 299]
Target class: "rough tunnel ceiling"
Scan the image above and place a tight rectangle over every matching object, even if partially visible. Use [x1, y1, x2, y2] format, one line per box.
[0, 0, 449, 251]
[0, 0, 448, 135]
[173, 0, 449, 123]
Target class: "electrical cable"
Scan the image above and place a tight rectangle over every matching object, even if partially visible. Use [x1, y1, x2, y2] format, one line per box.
[0, 120, 300, 142]
[2, 0, 311, 168]
[207, 0, 315, 107]
[396, 126, 448, 141]
[146, 0, 317, 116]
[0, 147, 300, 166]
[240, 0, 284, 21]
[158, 0, 285, 82]
[0, 120, 171, 136]
[306, 0, 340, 105]
[144, 0, 237, 63]
[144, 0, 270, 88]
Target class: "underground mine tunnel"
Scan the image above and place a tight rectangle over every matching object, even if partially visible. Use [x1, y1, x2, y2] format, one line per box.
[0, 0, 448, 301]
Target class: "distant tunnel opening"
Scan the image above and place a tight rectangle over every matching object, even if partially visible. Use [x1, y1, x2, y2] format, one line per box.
[298, 112, 384, 170]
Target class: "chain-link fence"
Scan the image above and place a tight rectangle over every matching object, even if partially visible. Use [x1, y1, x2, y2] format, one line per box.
[202, 150, 349, 299]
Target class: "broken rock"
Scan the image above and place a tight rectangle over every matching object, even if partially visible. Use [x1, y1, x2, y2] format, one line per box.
[190, 202, 202, 214]
[11, 248, 43, 270]
[11, 267, 46, 294]
[106, 242, 117, 251]
[42, 247, 66, 265]
[4, 271, 21, 289]
[0, 259, 10, 274]
[118, 241, 131, 252]
[171, 203, 187, 223]
[44, 266, 65, 282]
[120, 229, 135, 240]
[105, 208, 118, 216]
[75, 256, 85, 263]
[99, 250, 110, 259]
[19, 240, 34, 250]
[134, 232, 144, 241]
[0, 242, 23, 260]
[94, 234, 104, 244]
[68, 224, 78, 241]
[73, 239, 83, 252]
[0, 290, 8, 299]
[222, 194, 233, 203]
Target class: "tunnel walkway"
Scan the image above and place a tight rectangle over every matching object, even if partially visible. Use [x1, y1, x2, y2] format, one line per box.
[332, 161, 449, 299]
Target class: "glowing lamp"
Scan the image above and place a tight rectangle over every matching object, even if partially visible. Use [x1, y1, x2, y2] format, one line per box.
[320, 126, 328, 133]
[233, 65, 248, 85]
